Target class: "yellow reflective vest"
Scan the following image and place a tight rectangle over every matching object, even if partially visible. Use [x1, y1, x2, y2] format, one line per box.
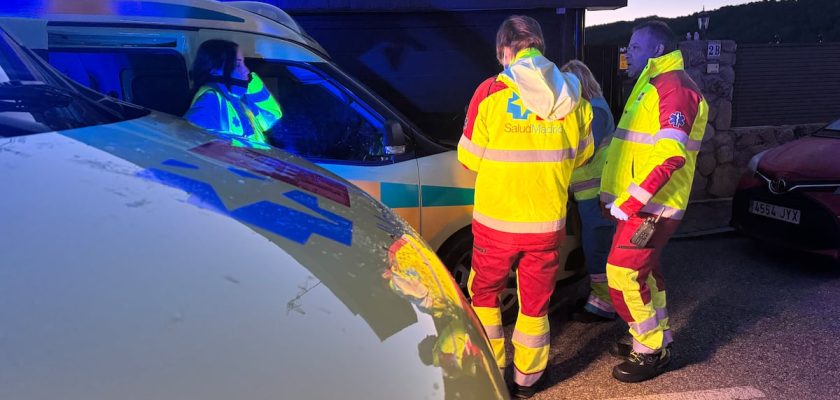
[601, 50, 708, 219]
[570, 97, 616, 201]
[458, 48, 594, 234]
[571, 146, 609, 201]
[185, 72, 282, 149]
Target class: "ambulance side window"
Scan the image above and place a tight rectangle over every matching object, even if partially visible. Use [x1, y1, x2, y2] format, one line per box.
[46, 49, 191, 116]
[248, 60, 388, 163]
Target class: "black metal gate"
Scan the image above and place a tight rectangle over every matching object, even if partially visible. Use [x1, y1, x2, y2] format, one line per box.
[582, 44, 633, 125]
[732, 43, 840, 126]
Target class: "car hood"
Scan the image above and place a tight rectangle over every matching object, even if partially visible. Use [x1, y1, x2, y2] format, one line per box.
[758, 135, 840, 181]
[0, 113, 506, 400]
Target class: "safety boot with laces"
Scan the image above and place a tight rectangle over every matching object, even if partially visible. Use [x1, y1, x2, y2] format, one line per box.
[610, 335, 672, 360]
[612, 347, 671, 383]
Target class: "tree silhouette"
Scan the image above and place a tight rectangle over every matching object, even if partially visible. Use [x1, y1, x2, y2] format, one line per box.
[586, 0, 840, 45]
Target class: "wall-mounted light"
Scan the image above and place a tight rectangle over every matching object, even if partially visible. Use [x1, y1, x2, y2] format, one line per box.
[697, 8, 710, 39]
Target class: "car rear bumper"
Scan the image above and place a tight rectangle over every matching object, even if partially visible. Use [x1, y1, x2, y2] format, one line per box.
[731, 186, 840, 260]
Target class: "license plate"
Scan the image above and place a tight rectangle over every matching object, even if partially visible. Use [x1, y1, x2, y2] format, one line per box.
[749, 200, 801, 224]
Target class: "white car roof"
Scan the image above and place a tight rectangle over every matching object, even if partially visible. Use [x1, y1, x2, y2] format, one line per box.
[0, 112, 506, 400]
[1, 0, 326, 54]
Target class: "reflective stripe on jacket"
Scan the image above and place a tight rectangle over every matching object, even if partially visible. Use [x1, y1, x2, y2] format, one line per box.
[184, 72, 282, 149]
[458, 48, 594, 234]
[570, 146, 608, 201]
[570, 97, 616, 201]
[244, 73, 283, 132]
[600, 50, 708, 219]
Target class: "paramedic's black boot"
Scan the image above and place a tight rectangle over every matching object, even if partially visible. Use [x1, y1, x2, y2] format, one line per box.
[508, 375, 545, 399]
[508, 381, 542, 399]
[612, 348, 671, 383]
[608, 335, 633, 359]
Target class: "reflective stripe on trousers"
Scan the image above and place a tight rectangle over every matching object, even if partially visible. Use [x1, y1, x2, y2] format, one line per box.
[469, 222, 562, 384]
[606, 214, 680, 353]
[577, 199, 616, 317]
[512, 281, 550, 386]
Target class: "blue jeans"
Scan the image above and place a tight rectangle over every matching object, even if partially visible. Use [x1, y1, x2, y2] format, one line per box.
[577, 198, 616, 317]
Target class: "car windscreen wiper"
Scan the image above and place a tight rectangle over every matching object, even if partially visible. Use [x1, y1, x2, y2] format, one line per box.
[0, 81, 75, 110]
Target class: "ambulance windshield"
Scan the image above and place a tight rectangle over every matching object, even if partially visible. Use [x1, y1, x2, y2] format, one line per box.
[0, 28, 149, 138]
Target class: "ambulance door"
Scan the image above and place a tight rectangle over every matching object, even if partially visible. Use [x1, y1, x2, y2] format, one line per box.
[248, 59, 423, 231]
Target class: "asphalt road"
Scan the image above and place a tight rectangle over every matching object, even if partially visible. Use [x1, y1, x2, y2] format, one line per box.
[505, 233, 840, 400]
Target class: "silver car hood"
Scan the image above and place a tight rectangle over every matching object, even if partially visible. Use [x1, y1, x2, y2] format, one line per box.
[0, 113, 506, 400]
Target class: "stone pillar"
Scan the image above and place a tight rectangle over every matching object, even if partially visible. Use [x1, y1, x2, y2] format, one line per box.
[679, 39, 737, 199]
[678, 40, 825, 201]
[671, 41, 826, 234]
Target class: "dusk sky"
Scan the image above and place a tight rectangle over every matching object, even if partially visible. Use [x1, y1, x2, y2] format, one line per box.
[585, 0, 758, 27]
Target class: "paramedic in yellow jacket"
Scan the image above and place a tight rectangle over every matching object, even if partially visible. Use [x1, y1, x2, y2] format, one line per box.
[562, 60, 618, 324]
[184, 39, 282, 149]
[600, 21, 708, 383]
[457, 15, 593, 399]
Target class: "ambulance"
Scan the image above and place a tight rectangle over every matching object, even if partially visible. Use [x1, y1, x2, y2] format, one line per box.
[1, 0, 587, 323]
[0, 24, 508, 399]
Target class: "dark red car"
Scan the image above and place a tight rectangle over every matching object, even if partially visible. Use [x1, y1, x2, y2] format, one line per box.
[731, 119, 840, 260]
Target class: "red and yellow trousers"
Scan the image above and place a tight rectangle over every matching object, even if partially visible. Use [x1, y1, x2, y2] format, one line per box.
[606, 214, 681, 353]
[468, 222, 564, 387]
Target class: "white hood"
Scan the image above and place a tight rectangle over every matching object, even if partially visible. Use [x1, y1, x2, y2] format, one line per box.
[508, 54, 581, 121]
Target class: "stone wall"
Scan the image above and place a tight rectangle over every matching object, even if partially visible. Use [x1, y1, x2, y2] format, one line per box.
[679, 40, 825, 200]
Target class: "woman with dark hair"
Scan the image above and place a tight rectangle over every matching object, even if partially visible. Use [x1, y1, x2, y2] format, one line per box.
[184, 39, 282, 149]
[562, 60, 617, 324]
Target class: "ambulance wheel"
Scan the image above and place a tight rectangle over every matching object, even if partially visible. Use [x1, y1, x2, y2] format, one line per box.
[437, 227, 520, 325]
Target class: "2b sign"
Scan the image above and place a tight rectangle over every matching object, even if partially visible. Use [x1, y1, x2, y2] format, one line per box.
[707, 40, 721, 59]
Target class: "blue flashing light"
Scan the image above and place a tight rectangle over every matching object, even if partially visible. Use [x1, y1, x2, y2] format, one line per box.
[0, 1, 245, 23]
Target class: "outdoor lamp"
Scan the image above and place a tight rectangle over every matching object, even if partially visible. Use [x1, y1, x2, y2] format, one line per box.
[697, 10, 710, 38]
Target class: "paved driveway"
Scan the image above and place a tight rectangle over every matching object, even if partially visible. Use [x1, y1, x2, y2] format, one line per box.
[510, 233, 840, 400]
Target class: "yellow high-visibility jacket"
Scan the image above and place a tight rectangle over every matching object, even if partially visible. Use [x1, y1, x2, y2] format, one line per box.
[570, 97, 616, 201]
[601, 50, 708, 219]
[185, 72, 282, 149]
[571, 146, 609, 201]
[458, 48, 594, 234]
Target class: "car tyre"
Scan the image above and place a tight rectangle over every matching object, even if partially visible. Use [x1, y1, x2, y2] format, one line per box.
[437, 227, 520, 325]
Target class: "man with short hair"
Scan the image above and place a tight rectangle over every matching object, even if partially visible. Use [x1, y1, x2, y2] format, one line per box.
[600, 20, 708, 383]
[458, 14, 593, 398]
